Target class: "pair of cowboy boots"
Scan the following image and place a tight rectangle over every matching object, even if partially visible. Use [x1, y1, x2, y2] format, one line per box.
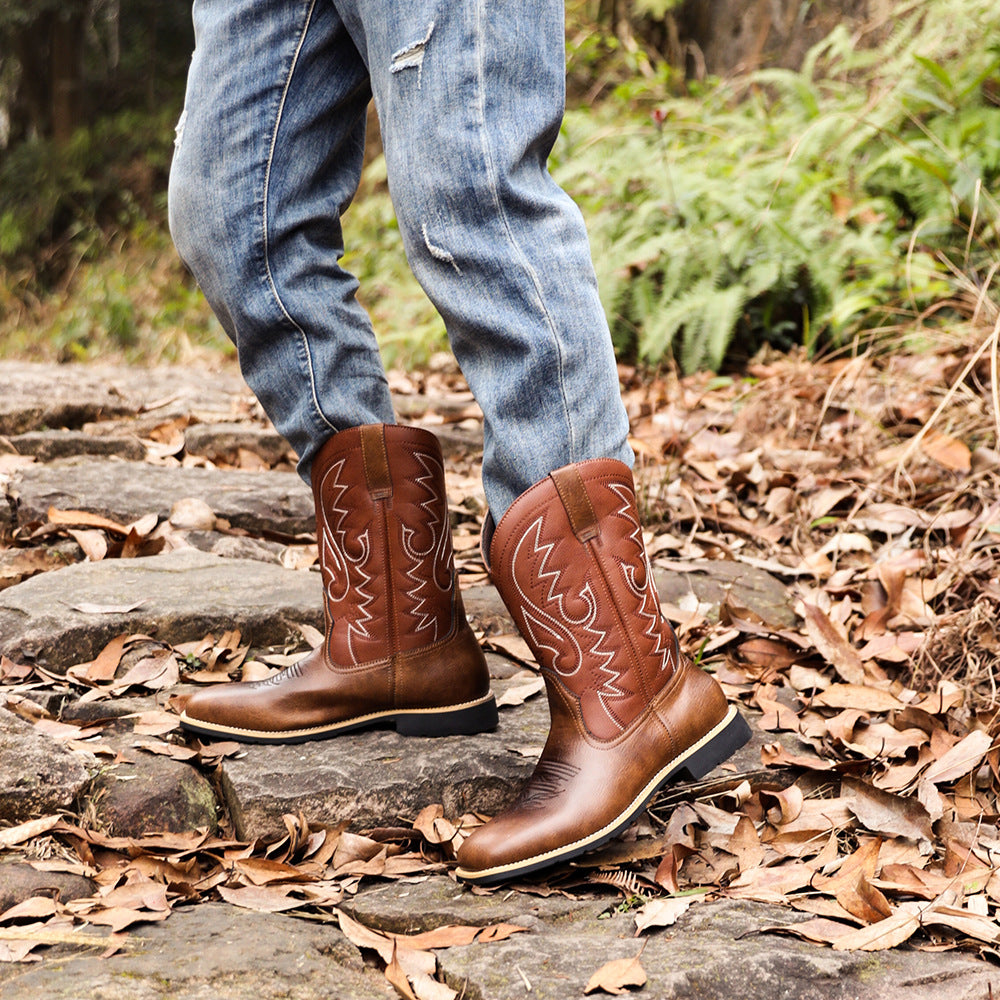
[180, 424, 750, 884]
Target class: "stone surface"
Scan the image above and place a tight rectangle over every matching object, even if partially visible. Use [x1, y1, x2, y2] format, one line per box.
[3, 459, 313, 535]
[0, 361, 251, 436]
[183, 422, 293, 466]
[0, 902, 394, 1000]
[437, 896, 997, 1000]
[6, 430, 145, 462]
[0, 549, 322, 670]
[218, 689, 550, 841]
[654, 561, 797, 628]
[342, 872, 590, 935]
[0, 858, 96, 911]
[86, 748, 217, 838]
[0, 707, 91, 823]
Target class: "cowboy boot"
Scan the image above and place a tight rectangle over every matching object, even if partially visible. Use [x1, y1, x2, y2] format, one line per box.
[180, 423, 497, 743]
[455, 458, 749, 884]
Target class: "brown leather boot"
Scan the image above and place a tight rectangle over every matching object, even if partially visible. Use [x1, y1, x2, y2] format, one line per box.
[455, 458, 749, 884]
[180, 424, 497, 743]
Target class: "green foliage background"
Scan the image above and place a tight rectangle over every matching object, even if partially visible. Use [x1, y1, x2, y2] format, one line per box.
[1, 0, 999, 370]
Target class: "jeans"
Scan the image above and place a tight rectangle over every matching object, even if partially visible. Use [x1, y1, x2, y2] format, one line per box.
[168, 0, 632, 519]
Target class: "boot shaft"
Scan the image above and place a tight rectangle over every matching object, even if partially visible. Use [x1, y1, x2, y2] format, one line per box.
[490, 459, 679, 741]
[312, 424, 459, 666]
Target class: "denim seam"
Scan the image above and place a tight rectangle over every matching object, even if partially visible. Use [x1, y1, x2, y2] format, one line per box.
[471, 0, 576, 463]
[261, 0, 338, 437]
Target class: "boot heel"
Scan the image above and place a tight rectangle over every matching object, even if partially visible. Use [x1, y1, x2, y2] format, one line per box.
[676, 709, 751, 781]
[396, 696, 499, 737]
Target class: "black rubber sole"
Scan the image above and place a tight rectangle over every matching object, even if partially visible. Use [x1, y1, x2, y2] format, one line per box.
[178, 694, 499, 745]
[456, 707, 752, 886]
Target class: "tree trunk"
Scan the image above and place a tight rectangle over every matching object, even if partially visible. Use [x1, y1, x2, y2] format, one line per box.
[50, 9, 86, 146]
[672, 0, 890, 78]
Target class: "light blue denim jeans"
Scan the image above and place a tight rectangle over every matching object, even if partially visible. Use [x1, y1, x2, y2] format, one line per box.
[168, 0, 632, 518]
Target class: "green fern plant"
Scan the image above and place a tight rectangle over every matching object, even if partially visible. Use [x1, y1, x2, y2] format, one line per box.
[552, 0, 1000, 371]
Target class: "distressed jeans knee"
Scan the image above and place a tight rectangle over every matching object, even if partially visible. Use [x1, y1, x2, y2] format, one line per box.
[168, 0, 632, 519]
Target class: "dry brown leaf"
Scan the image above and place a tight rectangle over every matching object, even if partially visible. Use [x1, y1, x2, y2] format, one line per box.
[835, 872, 893, 924]
[495, 676, 545, 708]
[923, 730, 994, 785]
[762, 916, 855, 946]
[109, 650, 179, 694]
[0, 815, 62, 850]
[400, 923, 527, 950]
[233, 858, 313, 887]
[47, 507, 130, 534]
[812, 684, 905, 713]
[129, 710, 180, 737]
[921, 903, 1000, 944]
[0, 897, 60, 924]
[802, 604, 866, 684]
[842, 777, 934, 843]
[584, 953, 647, 995]
[921, 429, 972, 472]
[67, 528, 108, 561]
[830, 903, 921, 951]
[83, 634, 130, 682]
[634, 895, 695, 934]
[725, 861, 815, 902]
[80, 905, 171, 933]
[70, 600, 148, 615]
[486, 633, 537, 667]
[412, 805, 458, 847]
[727, 816, 766, 873]
[216, 885, 307, 913]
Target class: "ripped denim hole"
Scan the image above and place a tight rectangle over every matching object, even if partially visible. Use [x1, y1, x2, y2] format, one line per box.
[422, 223, 461, 274]
[390, 21, 435, 87]
[173, 109, 188, 149]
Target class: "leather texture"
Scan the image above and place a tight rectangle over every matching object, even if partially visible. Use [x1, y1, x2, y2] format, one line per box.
[180, 424, 496, 742]
[456, 458, 749, 883]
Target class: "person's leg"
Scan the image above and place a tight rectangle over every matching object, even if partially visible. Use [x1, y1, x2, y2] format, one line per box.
[336, 0, 633, 520]
[169, 0, 496, 744]
[333, 0, 748, 883]
[168, 0, 394, 477]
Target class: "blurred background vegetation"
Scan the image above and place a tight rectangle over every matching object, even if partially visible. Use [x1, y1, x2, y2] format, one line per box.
[0, 0, 998, 371]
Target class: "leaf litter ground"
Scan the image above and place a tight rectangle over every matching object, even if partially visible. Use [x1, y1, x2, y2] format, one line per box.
[1, 340, 1000, 994]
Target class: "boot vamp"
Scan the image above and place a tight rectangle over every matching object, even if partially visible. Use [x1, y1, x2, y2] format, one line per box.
[458, 707, 682, 874]
[181, 648, 392, 733]
[457, 659, 731, 874]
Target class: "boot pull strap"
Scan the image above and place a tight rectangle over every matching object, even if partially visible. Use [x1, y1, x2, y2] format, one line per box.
[360, 424, 393, 500]
[549, 465, 599, 543]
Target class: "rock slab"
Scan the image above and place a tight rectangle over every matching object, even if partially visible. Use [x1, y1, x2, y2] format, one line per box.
[0, 706, 91, 824]
[0, 549, 322, 670]
[4, 460, 313, 535]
